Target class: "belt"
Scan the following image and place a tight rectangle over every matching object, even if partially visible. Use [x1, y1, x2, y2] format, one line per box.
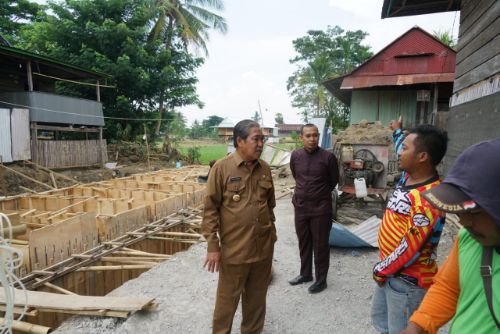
[397, 274, 418, 286]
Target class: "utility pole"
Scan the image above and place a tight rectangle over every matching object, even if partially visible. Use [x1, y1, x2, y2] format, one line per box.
[257, 100, 264, 126]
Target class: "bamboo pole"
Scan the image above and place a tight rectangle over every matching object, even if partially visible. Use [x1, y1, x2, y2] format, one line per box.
[36, 279, 77, 296]
[49, 172, 58, 189]
[24, 161, 81, 184]
[0, 165, 54, 189]
[0, 318, 51, 334]
[76, 264, 155, 272]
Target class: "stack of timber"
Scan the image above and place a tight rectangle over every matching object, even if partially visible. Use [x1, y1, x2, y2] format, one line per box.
[0, 166, 208, 330]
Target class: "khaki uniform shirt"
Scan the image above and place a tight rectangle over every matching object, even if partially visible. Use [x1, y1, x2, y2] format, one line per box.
[202, 151, 277, 264]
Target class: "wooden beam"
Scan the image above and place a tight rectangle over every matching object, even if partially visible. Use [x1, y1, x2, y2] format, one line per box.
[0, 165, 54, 190]
[26, 60, 33, 92]
[30, 124, 101, 133]
[76, 264, 155, 271]
[31, 122, 38, 165]
[96, 80, 101, 102]
[24, 160, 81, 184]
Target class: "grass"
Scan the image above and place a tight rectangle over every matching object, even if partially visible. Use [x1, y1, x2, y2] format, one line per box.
[176, 142, 227, 165]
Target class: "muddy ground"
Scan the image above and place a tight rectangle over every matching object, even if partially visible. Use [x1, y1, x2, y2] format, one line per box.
[55, 196, 457, 334]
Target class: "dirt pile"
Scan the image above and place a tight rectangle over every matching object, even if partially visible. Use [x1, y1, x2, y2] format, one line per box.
[335, 120, 393, 145]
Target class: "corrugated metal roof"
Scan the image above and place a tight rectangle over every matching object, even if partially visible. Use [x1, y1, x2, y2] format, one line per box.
[275, 124, 302, 131]
[324, 27, 456, 95]
[350, 27, 456, 77]
[0, 44, 109, 79]
[381, 0, 461, 19]
[0, 108, 12, 163]
[215, 118, 234, 128]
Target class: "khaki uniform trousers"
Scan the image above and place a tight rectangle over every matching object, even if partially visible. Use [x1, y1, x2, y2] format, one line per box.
[212, 257, 273, 334]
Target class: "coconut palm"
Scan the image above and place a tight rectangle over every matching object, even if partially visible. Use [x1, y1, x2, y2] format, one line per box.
[149, 0, 228, 55]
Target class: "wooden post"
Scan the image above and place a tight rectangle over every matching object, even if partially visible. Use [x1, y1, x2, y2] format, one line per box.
[31, 122, 38, 166]
[96, 80, 101, 102]
[99, 127, 105, 167]
[26, 61, 33, 92]
[144, 124, 151, 170]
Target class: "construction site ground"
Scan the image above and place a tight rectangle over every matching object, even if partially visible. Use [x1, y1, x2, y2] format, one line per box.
[54, 196, 458, 334]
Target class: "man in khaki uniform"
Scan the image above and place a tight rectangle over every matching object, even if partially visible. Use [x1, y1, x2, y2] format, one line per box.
[202, 119, 277, 334]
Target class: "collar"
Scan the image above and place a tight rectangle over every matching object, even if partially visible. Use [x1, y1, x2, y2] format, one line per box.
[231, 151, 261, 167]
[304, 146, 320, 154]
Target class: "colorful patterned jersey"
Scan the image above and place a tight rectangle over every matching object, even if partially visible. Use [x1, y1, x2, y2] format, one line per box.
[373, 129, 446, 288]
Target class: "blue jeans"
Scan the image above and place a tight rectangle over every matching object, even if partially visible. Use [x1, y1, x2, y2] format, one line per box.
[370, 277, 427, 334]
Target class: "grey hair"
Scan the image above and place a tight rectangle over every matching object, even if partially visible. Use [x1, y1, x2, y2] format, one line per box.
[233, 119, 260, 148]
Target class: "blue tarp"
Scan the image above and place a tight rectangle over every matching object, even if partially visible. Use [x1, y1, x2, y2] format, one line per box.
[329, 223, 373, 248]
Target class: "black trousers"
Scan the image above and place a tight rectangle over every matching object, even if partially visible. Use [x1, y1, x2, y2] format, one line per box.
[294, 214, 332, 282]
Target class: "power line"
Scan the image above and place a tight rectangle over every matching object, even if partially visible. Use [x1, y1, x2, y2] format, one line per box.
[0, 99, 168, 122]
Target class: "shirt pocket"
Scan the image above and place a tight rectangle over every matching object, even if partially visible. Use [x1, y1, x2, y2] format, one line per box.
[258, 180, 273, 202]
[224, 182, 246, 205]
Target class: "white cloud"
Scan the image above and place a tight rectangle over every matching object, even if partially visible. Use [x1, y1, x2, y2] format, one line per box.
[328, 0, 382, 19]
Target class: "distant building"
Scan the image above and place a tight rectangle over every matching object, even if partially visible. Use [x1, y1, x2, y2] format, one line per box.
[275, 124, 302, 137]
[324, 27, 456, 130]
[213, 118, 277, 143]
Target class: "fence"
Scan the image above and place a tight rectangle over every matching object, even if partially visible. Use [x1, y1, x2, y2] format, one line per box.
[35, 139, 107, 168]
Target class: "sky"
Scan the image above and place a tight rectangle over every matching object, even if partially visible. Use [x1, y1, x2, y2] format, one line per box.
[33, 0, 460, 127]
[179, 0, 460, 127]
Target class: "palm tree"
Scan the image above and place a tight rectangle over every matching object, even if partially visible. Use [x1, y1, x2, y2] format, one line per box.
[148, 0, 228, 153]
[149, 0, 228, 55]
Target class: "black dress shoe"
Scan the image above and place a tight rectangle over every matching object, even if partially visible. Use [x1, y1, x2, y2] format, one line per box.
[308, 280, 327, 294]
[288, 275, 313, 286]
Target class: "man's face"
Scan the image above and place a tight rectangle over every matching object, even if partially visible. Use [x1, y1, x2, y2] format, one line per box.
[398, 133, 421, 172]
[300, 126, 319, 151]
[459, 208, 500, 247]
[236, 127, 264, 161]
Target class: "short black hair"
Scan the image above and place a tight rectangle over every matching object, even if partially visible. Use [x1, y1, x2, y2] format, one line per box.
[300, 123, 318, 135]
[407, 124, 448, 166]
[233, 119, 260, 148]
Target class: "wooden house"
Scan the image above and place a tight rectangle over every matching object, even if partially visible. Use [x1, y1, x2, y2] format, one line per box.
[0, 42, 109, 168]
[324, 27, 456, 129]
[214, 118, 276, 143]
[381, 0, 500, 171]
[275, 124, 302, 137]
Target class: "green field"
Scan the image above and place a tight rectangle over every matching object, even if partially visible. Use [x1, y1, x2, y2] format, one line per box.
[176, 142, 227, 165]
[173, 140, 300, 165]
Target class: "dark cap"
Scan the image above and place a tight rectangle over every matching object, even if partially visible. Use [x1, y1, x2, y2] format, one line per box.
[422, 139, 500, 225]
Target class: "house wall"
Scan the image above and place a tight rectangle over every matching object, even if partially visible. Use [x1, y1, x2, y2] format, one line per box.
[443, 0, 500, 172]
[454, 0, 499, 94]
[350, 89, 417, 126]
[0, 91, 104, 126]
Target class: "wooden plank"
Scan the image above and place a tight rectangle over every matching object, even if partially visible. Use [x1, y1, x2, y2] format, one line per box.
[0, 165, 54, 189]
[0, 288, 156, 313]
[454, 54, 500, 92]
[456, 16, 500, 65]
[0, 318, 50, 334]
[456, 24, 500, 79]
[459, 0, 497, 38]
[457, 1, 500, 52]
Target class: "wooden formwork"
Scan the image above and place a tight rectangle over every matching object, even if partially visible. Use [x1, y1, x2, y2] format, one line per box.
[0, 167, 208, 331]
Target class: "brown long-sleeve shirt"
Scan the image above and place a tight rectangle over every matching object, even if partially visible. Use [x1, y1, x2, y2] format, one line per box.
[201, 151, 277, 264]
[290, 147, 339, 217]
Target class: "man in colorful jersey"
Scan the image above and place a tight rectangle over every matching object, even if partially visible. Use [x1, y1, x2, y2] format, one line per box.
[371, 121, 448, 334]
[401, 139, 500, 334]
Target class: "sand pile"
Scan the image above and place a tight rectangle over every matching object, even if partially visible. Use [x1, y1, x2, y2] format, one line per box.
[335, 120, 393, 145]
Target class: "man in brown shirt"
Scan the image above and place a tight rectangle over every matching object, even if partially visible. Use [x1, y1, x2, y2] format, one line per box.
[289, 124, 339, 293]
[202, 119, 277, 334]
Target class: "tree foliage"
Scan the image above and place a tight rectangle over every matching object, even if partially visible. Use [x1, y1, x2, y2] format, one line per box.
[433, 29, 457, 50]
[0, 0, 45, 44]
[13, 0, 204, 141]
[274, 112, 284, 125]
[287, 26, 372, 131]
[189, 115, 222, 139]
[149, 0, 228, 56]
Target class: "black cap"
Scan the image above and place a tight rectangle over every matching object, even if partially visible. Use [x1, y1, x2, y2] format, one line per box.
[422, 139, 500, 225]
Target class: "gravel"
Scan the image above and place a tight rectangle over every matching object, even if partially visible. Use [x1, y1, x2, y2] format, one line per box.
[55, 197, 456, 334]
